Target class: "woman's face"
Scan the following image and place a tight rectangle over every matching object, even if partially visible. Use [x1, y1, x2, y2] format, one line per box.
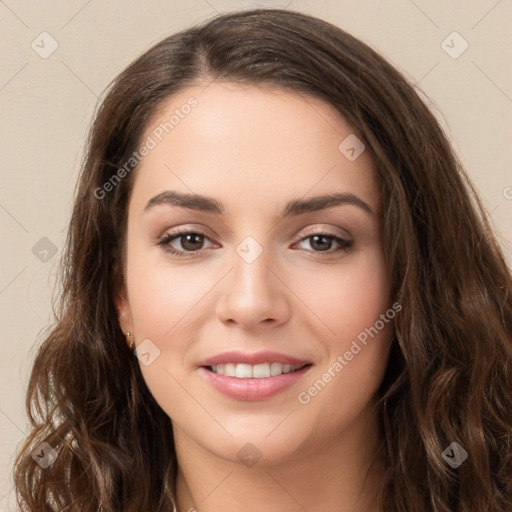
[116, 81, 394, 464]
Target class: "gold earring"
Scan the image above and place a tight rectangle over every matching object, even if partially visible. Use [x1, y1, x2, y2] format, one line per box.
[126, 332, 135, 351]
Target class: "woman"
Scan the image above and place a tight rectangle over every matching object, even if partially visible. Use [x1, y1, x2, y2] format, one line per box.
[13, 8, 512, 512]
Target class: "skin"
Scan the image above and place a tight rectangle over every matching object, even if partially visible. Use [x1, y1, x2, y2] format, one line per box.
[116, 81, 394, 512]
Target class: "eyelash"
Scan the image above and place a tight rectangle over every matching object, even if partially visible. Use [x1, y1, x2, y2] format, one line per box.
[156, 229, 353, 258]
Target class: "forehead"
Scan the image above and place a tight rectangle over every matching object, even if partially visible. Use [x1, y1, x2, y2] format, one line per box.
[130, 81, 379, 214]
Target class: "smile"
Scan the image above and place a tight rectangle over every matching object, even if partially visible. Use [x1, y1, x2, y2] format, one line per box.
[198, 350, 313, 400]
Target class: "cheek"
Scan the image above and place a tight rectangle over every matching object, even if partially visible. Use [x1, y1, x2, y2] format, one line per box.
[126, 243, 208, 340]
[125, 252, 208, 418]
[293, 247, 391, 347]
[292, 247, 392, 402]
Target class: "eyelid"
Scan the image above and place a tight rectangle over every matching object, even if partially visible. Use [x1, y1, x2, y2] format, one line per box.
[157, 223, 216, 238]
[297, 224, 352, 240]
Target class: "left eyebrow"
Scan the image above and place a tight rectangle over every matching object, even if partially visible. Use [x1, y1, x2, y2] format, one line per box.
[279, 192, 373, 218]
[143, 190, 374, 218]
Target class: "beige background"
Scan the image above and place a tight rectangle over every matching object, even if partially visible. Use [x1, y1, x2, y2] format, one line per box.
[1, 0, 511, 507]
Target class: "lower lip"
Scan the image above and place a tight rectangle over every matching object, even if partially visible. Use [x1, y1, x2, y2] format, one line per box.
[199, 365, 311, 401]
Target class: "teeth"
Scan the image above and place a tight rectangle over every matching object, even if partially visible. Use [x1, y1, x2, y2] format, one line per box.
[235, 363, 253, 378]
[270, 362, 283, 376]
[225, 363, 236, 377]
[210, 362, 303, 378]
[253, 363, 270, 378]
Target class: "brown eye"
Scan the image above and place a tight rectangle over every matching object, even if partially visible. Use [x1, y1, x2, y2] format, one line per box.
[296, 233, 352, 254]
[157, 231, 214, 257]
[179, 233, 205, 251]
[309, 234, 334, 251]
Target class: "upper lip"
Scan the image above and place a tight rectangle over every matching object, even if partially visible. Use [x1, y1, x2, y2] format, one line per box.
[198, 350, 312, 367]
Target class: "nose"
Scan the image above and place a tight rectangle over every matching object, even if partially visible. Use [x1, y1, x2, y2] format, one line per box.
[215, 245, 291, 330]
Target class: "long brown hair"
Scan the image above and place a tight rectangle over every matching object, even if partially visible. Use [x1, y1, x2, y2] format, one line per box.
[13, 8, 512, 511]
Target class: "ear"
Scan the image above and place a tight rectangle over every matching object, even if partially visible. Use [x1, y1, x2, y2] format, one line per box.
[113, 281, 133, 336]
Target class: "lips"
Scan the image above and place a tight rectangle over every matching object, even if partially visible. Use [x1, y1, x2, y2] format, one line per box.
[197, 350, 313, 401]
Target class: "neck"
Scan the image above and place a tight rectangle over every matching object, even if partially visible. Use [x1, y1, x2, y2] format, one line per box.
[173, 403, 386, 512]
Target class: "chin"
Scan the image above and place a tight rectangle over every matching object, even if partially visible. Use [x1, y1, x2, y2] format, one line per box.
[197, 418, 315, 468]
